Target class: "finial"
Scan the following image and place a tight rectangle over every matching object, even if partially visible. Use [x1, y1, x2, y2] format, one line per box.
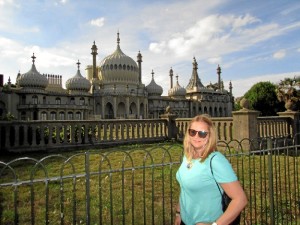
[76, 60, 81, 70]
[117, 31, 120, 45]
[31, 53, 36, 64]
[193, 57, 198, 69]
[176, 74, 179, 82]
[217, 64, 221, 73]
[151, 70, 154, 79]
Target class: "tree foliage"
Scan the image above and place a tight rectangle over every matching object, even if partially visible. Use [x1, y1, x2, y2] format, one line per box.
[276, 76, 300, 111]
[243, 81, 285, 116]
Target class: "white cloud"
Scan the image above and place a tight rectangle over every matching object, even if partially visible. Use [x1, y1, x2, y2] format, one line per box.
[0, 0, 15, 6]
[90, 17, 105, 27]
[149, 41, 167, 54]
[273, 49, 286, 59]
[148, 13, 283, 60]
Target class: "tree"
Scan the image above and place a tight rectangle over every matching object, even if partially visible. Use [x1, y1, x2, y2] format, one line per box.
[276, 76, 300, 111]
[243, 81, 285, 116]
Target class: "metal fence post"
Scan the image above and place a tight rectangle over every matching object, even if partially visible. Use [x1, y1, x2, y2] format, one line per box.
[267, 138, 275, 225]
[85, 152, 91, 225]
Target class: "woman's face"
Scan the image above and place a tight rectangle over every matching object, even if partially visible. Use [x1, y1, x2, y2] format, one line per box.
[188, 121, 209, 150]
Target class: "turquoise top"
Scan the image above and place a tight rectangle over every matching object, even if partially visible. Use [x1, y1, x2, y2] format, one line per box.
[176, 151, 237, 225]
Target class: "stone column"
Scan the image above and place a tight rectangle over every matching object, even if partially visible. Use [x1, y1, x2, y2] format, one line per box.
[160, 106, 178, 140]
[232, 98, 260, 151]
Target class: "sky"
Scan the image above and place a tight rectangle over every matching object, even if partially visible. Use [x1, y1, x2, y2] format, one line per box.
[0, 0, 300, 97]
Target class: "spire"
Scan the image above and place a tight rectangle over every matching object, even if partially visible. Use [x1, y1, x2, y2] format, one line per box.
[186, 57, 204, 92]
[31, 53, 36, 65]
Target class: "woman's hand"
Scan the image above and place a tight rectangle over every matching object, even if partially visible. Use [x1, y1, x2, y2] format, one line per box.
[174, 214, 182, 225]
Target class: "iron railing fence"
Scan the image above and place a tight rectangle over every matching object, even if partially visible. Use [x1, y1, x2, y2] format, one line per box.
[0, 140, 299, 225]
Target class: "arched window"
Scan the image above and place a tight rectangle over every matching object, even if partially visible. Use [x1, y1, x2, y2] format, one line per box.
[50, 112, 56, 120]
[75, 112, 81, 120]
[68, 112, 73, 120]
[59, 112, 65, 120]
[41, 112, 47, 120]
[70, 98, 75, 105]
[56, 97, 61, 105]
[79, 97, 85, 105]
[32, 95, 38, 104]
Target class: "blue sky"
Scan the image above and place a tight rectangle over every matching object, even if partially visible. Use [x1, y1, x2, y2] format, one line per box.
[0, 0, 300, 97]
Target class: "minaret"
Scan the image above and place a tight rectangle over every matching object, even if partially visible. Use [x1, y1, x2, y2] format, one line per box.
[137, 51, 142, 83]
[91, 41, 98, 80]
[217, 64, 221, 90]
[169, 67, 173, 89]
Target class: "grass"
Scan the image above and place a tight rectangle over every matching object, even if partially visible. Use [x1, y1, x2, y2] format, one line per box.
[0, 141, 299, 225]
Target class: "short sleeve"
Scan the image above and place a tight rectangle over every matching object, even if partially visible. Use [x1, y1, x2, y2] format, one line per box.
[210, 152, 237, 183]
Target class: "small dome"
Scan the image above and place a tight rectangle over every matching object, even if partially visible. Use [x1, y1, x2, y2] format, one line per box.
[168, 75, 186, 97]
[18, 54, 48, 88]
[66, 60, 91, 92]
[146, 70, 163, 96]
[98, 32, 139, 84]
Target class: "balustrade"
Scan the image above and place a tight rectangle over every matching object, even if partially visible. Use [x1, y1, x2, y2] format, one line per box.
[0, 110, 299, 152]
[0, 119, 168, 152]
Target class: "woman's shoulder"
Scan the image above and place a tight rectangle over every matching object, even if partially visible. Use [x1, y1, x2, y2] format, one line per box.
[209, 151, 226, 159]
[208, 151, 231, 165]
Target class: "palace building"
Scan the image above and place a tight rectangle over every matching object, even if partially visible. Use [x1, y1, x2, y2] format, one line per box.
[0, 33, 233, 121]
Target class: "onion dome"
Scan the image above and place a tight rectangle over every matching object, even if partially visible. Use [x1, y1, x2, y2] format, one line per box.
[146, 70, 163, 96]
[168, 75, 186, 97]
[66, 60, 91, 92]
[98, 32, 139, 84]
[18, 53, 48, 88]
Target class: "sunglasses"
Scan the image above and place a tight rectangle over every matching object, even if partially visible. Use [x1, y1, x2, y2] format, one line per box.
[188, 129, 209, 138]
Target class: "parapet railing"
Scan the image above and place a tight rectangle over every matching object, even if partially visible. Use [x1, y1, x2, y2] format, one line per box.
[0, 115, 296, 153]
[0, 119, 167, 152]
[257, 116, 293, 138]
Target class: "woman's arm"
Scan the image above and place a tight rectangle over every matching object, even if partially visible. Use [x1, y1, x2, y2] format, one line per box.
[174, 202, 182, 225]
[215, 181, 247, 225]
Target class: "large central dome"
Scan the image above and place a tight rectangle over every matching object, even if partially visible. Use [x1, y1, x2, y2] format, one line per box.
[98, 32, 139, 85]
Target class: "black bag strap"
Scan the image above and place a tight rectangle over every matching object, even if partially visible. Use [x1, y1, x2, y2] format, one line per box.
[210, 154, 223, 197]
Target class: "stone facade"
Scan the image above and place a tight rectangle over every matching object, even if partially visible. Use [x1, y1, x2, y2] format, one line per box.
[0, 33, 233, 121]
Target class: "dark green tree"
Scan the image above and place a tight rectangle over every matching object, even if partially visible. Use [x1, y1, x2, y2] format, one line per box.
[243, 81, 285, 116]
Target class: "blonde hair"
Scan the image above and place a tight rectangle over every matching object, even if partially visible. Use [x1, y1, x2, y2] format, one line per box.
[183, 114, 217, 162]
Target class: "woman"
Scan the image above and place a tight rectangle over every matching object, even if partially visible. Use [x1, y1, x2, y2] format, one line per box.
[175, 114, 247, 225]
